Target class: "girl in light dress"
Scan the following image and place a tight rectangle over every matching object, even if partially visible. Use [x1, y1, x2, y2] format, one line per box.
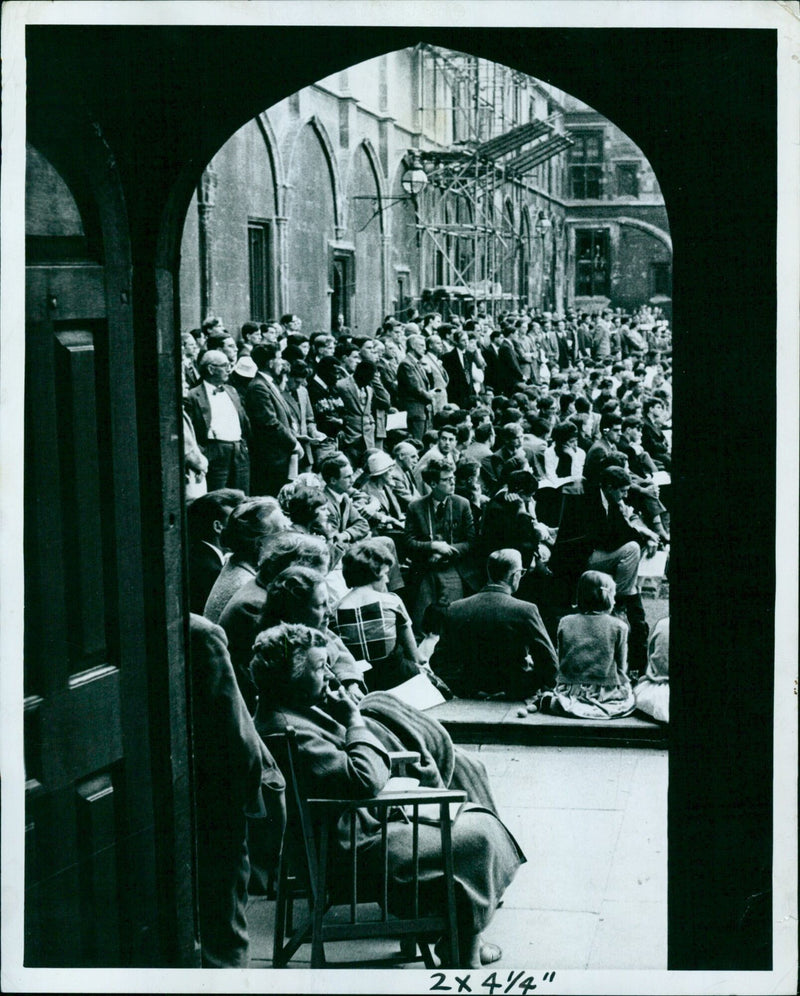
[538, 569, 636, 719]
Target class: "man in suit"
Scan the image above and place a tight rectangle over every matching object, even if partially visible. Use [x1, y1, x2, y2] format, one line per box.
[186, 488, 246, 614]
[480, 422, 526, 497]
[481, 328, 502, 394]
[377, 336, 402, 407]
[359, 338, 393, 450]
[461, 421, 494, 468]
[495, 327, 527, 397]
[337, 359, 376, 464]
[556, 318, 578, 369]
[245, 343, 303, 498]
[319, 453, 371, 548]
[405, 457, 479, 635]
[521, 415, 551, 483]
[641, 397, 671, 471]
[397, 331, 434, 441]
[184, 350, 252, 493]
[539, 318, 560, 371]
[413, 424, 458, 495]
[389, 440, 422, 511]
[282, 359, 327, 471]
[442, 329, 477, 410]
[189, 613, 285, 967]
[583, 412, 624, 491]
[431, 548, 557, 700]
[181, 330, 202, 395]
[420, 333, 449, 415]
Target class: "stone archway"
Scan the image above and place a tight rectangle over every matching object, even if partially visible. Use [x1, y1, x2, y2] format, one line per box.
[14, 24, 779, 973]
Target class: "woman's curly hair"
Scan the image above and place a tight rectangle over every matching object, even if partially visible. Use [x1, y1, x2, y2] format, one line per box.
[250, 622, 327, 698]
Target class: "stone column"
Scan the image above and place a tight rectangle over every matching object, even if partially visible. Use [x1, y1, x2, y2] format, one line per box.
[381, 233, 392, 319]
[197, 165, 217, 320]
[273, 213, 288, 319]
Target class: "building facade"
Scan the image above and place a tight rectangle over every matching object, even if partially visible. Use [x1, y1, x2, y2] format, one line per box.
[179, 45, 671, 335]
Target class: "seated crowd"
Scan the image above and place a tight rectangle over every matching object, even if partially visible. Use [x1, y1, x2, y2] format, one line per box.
[181, 305, 672, 967]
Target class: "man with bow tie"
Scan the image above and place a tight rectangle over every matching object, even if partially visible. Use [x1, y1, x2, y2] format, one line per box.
[184, 349, 251, 493]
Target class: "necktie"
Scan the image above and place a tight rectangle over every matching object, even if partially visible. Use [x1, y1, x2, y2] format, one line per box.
[214, 385, 226, 394]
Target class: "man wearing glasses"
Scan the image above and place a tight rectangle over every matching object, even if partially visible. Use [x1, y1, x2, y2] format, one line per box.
[185, 348, 251, 493]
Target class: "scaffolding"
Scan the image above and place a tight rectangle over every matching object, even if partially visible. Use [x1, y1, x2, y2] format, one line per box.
[413, 44, 573, 317]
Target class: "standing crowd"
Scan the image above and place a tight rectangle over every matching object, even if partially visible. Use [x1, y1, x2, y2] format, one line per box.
[181, 304, 672, 968]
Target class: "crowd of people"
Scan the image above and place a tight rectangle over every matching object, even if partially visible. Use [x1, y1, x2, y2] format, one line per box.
[180, 303, 672, 967]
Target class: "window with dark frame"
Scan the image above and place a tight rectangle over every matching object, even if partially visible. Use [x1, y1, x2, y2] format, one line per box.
[651, 261, 672, 297]
[248, 221, 272, 322]
[569, 130, 604, 199]
[616, 162, 639, 197]
[575, 229, 610, 296]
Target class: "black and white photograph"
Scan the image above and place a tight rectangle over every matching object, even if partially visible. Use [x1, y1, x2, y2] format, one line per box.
[1, 2, 797, 993]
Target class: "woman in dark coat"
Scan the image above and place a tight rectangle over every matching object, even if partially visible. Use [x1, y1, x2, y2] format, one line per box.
[252, 622, 525, 967]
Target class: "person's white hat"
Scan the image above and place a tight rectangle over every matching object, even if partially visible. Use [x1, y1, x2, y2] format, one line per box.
[367, 451, 395, 477]
[233, 355, 258, 378]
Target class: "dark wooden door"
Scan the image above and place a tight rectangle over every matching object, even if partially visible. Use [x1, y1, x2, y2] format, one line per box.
[23, 147, 180, 966]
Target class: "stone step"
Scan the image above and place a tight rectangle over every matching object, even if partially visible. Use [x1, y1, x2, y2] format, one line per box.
[427, 699, 667, 749]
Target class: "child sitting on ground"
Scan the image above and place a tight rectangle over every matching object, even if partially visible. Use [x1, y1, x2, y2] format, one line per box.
[535, 570, 637, 719]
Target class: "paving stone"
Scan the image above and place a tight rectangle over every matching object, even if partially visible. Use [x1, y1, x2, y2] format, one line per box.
[487, 906, 600, 969]
[586, 899, 668, 969]
[499, 808, 624, 913]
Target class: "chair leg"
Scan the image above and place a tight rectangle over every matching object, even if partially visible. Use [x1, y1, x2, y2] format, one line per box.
[418, 939, 436, 969]
[399, 936, 417, 960]
[310, 822, 329, 968]
[440, 804, 460, 968]
[272, 854, 288, 967]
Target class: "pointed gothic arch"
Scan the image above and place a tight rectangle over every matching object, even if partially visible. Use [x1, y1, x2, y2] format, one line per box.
[255, 112, 285, 216]
[285, 114, 343, 232]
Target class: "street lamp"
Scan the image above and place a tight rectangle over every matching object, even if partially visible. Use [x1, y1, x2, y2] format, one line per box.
[535, 213, 552, 238]
[401, 154, 429, 197]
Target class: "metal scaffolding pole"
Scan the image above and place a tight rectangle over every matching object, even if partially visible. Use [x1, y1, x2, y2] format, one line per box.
[412, 44, 573, 318]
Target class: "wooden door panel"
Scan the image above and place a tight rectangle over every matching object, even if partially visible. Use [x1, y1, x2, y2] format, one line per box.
[52, 329, 107, 669]
[25, 766, 123, 967]
[39, 668, 123, 787]
[24, 261, 149, 966]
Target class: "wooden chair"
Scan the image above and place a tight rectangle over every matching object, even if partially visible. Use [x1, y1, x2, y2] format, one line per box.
[265, 729, 467, 969]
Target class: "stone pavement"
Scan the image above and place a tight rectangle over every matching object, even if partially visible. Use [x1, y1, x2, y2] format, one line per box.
[246, 742, 668, 970]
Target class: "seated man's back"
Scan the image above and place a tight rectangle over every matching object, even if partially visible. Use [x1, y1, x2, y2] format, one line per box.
[431, 549, 557, 700]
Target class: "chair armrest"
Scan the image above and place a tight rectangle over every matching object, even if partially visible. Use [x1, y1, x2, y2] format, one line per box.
[307, 788, 467, 812]
[388, 750, 421, 767]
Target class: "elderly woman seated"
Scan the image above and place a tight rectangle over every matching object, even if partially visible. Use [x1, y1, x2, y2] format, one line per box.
[252, 622, 525, 968]
[203, 496, 290, 623]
